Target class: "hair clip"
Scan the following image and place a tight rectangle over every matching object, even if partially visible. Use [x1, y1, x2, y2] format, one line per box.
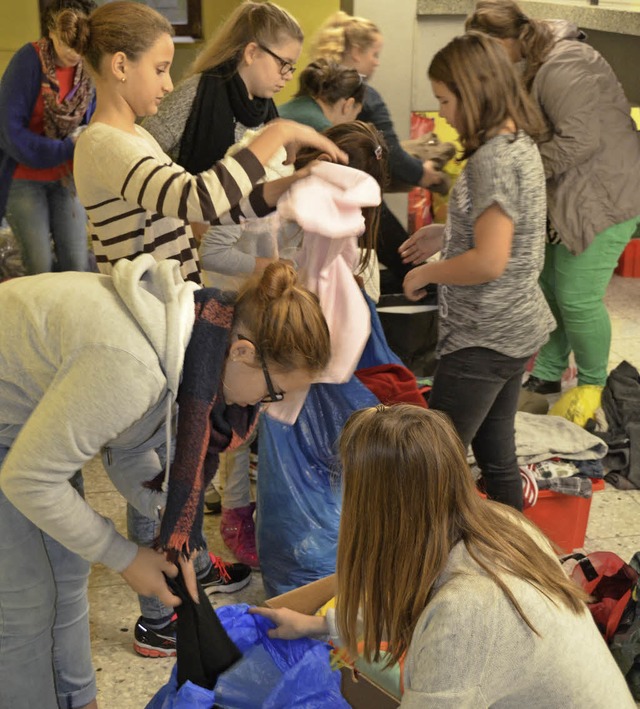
[374, 145, 383, 160]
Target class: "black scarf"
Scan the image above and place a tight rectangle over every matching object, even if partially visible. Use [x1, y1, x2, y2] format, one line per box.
[177, 62, 278, 174]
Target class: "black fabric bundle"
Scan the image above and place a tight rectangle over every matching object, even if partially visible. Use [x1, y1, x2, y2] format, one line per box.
[166, 568, 242, 690]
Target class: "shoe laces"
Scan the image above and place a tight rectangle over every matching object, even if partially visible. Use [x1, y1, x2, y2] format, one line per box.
[209, 552, 231, 583]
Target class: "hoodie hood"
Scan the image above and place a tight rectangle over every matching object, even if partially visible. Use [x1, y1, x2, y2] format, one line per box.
[111, 254, 200, 397]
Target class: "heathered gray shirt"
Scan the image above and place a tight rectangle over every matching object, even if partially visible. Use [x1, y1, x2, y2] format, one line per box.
[437, 132, 555, 359]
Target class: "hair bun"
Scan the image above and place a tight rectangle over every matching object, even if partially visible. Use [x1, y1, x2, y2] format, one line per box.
[259, 260, 298, 300]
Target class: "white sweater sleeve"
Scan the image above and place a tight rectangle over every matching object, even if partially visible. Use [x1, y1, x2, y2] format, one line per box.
[0, 347, 165, 572]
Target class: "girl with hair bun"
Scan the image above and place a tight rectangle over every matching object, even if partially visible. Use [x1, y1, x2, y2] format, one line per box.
[0, 254, 330, 708]
[279, 58, 365, 131]
[253, 404, 634, 706]
[0, 0, 96, 275]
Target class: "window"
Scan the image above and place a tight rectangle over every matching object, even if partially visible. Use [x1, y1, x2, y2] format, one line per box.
[39, 0, 203, 41]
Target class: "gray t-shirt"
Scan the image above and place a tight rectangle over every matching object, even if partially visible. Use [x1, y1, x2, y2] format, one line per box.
[437, 132, 555, 359]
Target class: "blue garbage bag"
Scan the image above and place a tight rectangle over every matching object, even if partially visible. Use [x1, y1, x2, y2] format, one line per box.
[257, 294, 402, 596]
[146, 604, 348, 709]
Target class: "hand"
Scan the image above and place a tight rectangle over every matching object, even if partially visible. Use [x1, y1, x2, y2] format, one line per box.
[189, 222, 209, 244]
[254, 256, 277, 273]
[273, 119, 348, 166]
[249, 606, 329, 640]
[419, 159, 446, 189]
[120, 546, 183, 608]
[398, 224, 445, 265]
[403, 263, 431, 302]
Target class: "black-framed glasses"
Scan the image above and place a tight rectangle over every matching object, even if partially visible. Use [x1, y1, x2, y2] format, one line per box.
[258, 43, 296, 76]
[237, 334, 285, 404]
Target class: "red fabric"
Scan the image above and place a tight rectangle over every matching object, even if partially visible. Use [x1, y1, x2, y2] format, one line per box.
[355, 363, 427, 408]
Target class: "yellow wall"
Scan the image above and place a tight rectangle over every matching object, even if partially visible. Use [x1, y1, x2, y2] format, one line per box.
[0, 1, 339, 104]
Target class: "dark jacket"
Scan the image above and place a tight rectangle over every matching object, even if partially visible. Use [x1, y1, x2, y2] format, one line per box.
[0, 43, 96, 220]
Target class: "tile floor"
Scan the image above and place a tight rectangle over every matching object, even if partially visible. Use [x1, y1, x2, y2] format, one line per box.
[85, 273, 640, 707]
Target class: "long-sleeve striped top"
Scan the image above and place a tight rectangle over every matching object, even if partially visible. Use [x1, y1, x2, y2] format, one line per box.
[73, 122, 268, 284]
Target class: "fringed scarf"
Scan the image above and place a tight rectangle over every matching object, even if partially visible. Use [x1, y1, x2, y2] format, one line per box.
[36, 37, 93, 140]
[146, 288, 259, 556]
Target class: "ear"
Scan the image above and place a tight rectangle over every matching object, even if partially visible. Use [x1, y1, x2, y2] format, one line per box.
[341, 97, 356, 116]
[241, 42, 259, 67]
[110, 51, 128, 83]
[228, 338, 257, 365]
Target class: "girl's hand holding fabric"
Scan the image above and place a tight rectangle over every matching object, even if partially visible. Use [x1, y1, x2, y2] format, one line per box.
[399, 224, 445, 265]
[120, 546, 183, 608]
[249, 606, 329, 640]
[403, 263, 432, 301]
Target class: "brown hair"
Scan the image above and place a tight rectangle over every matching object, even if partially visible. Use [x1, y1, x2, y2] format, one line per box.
[42, 0, 96, 38]
[294, 120, 387, 273]
[295, 59, 365, 107]
[186, 1, 302, 79]
[234, 261, 330, 376]
[310, 10, 380, 64]
[336, 405, 589, 666]
[428, 32, 546, 158]
[465, 0, 554, 90]
[57, 0, 173, 74]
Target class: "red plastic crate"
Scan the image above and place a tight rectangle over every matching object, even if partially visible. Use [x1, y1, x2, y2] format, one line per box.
[615, 239, 640, 278]
[523, 478, 605, 553]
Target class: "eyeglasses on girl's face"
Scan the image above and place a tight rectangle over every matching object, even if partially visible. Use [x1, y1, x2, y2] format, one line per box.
[258, 43, 296, 77]
[237, 334, 285, 404]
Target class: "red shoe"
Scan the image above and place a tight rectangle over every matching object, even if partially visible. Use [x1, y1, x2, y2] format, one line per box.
[220, 504, 259, 569]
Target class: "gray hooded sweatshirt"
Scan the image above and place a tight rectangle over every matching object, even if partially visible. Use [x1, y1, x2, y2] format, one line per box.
[533, 21, 640, 254]
[0, 255, 199, 572]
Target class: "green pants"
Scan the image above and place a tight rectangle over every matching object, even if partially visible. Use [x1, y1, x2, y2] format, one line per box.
[532, 217, 639, 386]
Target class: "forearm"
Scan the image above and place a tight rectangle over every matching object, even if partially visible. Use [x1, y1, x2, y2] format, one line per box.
[417, 249, 503, 286]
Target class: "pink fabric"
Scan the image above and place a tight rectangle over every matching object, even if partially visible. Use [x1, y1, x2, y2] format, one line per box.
[267, 162, 381, 423]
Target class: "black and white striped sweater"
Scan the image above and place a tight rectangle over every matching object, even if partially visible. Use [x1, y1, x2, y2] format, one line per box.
[74, 123, 268, 284]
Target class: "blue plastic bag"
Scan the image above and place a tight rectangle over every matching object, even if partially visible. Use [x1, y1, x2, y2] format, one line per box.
[145, 604, 348, 709]
[257, 295, 403, 596]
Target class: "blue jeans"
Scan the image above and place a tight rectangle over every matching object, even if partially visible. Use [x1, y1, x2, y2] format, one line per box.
[0, 448, 95, 709]
[429, 347, 529, 511]
[5, 178, 89, 274]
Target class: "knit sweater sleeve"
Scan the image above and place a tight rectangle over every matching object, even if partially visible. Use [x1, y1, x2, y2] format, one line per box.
[141, 75, 200, 161]
[0, 346, 165, 572]
[75, 124, 268, 224]
[0, 43, 75, 168]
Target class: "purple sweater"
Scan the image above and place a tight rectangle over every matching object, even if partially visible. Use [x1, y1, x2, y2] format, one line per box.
[0, 42, 96, 220]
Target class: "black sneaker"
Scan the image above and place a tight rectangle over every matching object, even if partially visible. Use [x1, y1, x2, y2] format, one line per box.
[204, 483, 222, 514]
[522, 375, 561, 395]
[198, 552, 251, 596]
[133, 615, 177, 658]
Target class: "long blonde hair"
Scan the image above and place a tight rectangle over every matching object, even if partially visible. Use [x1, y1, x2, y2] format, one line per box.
[428, 32, 546, 158]
[186, 1, 302, 79]
[234, 261, 330, 375]
[310, 10, 380, 64]
[465, 0, 554, 90]
[336, 405, 589, 666]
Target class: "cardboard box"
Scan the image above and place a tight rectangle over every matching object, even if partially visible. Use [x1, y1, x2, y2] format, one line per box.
[265, 575, 401, 709]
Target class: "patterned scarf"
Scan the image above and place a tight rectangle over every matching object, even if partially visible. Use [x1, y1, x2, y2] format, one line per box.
[36, 37, 93, 139]
[146, 288, 259, 556]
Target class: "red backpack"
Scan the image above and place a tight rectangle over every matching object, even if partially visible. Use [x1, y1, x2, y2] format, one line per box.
[565, 552, 639, 642]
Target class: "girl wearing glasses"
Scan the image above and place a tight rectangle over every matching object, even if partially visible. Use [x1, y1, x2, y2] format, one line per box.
[143, 0, 303, 178]
[0, 254, 331, 709]
[54, 0, 344, 660]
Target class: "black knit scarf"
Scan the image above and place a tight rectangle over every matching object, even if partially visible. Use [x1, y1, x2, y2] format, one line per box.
[147, 288, 259, 555]
[177, 61, 278, 174]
